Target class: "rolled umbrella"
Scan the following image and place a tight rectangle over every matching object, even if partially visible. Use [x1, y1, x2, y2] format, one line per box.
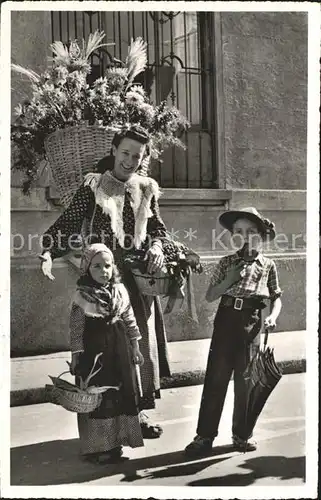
[135, 363, 143, 398]
[243, 328, 283, 452]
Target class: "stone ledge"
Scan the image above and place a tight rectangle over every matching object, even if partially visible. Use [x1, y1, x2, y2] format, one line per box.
[229, 189, 306, 211]
[159, 189, 231, 206]
[11, 187, 60, 212]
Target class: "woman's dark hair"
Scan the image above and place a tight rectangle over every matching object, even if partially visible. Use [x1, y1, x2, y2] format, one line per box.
[112, 124, 151, 148]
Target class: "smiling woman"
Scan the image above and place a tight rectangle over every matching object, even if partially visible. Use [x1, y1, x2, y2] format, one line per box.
[40, 124, 172, 442]
[111, 130, 149, 182]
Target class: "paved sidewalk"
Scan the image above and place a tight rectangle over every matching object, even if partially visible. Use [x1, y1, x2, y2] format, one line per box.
[11, 330, 306, 406]
[9, 376, 308, 490]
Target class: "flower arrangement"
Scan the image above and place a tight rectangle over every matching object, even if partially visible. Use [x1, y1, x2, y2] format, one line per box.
[11, 31, 189, 193]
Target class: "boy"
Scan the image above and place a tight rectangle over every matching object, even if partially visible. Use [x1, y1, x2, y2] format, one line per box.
[185, 207, 282, 455]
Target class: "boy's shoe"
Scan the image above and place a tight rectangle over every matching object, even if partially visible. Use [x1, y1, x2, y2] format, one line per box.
[232, 435, 257, 452]
[185, 435, 213, 457]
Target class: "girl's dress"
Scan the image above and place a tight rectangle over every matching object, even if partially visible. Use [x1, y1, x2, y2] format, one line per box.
[70, 276, 144, 454]
[42, 167, 171, 410]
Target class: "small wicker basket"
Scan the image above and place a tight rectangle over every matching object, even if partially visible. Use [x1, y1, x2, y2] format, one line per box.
[48, 373, 103, 413]
[44, 123, 151, 208]
[46, 352, 105, 413]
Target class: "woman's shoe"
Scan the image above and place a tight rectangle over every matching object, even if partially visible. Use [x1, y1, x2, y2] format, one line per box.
[139, 412, 163, 439]
[83, 447, 123, 464]
[184, 435, 213, 457]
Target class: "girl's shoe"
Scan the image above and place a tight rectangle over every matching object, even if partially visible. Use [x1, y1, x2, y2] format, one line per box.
[232, 435, 257, 452]
[139, 412, 163, 439]
[184, 435, 213, 457]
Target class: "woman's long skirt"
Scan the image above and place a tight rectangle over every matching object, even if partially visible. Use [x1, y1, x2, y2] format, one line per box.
[76, 319, 144, 455]
[122, 269, 171, 410]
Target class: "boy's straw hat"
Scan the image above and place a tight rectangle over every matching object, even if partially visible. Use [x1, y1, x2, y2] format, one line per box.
[219, 207, 276, 240]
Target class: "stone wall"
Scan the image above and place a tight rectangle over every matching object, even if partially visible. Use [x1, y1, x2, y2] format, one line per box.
[11, 186, 306, 353]
[10, 11, 307, 355]
[221, 12, 307, 190]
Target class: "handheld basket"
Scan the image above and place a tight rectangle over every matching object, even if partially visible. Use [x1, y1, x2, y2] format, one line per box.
[44, 123, 151, 208]
[131, 268, 175, 297]
[47, 353, 107, 413]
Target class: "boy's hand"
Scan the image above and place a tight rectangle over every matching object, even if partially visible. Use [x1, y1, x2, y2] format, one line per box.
[225, 261, 247, 286]
[132, 346, 144, 366]
[264, 315, 277, 330]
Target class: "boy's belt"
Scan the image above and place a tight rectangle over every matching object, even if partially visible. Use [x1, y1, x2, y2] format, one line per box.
[220, 295, 266, 311]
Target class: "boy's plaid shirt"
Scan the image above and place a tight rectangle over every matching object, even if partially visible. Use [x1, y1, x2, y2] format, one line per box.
[210, 252, 282, 300]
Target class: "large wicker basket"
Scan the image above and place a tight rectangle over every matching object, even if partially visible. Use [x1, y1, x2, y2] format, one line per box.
[44, 124, 115, 207]
[44, 124, 151, 208]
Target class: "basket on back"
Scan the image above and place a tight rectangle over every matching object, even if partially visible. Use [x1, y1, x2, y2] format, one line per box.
[44, 124, 114, 208]
[44, 124, 151, 208]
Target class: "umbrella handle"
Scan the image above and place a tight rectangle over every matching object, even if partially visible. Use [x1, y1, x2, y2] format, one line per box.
[263, 327, 272, 348]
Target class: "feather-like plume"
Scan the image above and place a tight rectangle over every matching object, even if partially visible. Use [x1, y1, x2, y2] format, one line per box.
[125, 37, 147, 91]
[85, 30, 113, 59]
[49, 41, 71, 65]
[11, 64, 40, 83]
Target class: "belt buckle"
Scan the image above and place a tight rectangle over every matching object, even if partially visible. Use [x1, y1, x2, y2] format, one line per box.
[234, 298, 243, 310]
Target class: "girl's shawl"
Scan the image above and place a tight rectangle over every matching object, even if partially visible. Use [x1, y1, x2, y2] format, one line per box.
[73, 279, 129, 321]
[84, 170, 160, 249]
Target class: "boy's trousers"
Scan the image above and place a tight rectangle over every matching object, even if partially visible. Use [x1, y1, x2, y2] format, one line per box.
[196, 302, 262, 441]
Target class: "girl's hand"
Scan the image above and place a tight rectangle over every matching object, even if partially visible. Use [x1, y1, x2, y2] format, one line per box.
[264, 315, 277, 330]
[69, 352, 81, 375]
[144, 244, 164, 274]
[40, 252, 55, 281]
[132, 346, 144, 366]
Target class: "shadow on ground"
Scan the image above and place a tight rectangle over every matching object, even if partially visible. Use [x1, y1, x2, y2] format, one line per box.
[187, 455, 305, 486]
[120, 445, 235, 482]
[10, 440, 234, 486]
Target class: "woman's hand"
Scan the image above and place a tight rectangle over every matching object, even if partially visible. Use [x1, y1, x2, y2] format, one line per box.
[40, 252, 55, 281]
[132, 345, 144, 366]
[144, 243, 164, 274]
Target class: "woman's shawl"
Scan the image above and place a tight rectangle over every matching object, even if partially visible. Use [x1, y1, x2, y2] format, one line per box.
[84, 171, 161, 249]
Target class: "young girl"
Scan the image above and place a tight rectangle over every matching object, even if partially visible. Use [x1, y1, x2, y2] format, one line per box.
[69, 243, 144, 464]
[185, 207, 282, 456]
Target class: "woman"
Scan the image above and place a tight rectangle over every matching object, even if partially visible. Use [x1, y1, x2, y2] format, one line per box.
[41, 125, 170, 438]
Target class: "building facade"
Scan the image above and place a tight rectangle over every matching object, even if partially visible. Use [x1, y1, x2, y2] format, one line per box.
[11, 10, 306, 354]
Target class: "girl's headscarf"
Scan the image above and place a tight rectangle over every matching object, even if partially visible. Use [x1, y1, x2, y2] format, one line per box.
[80, 243, 114, 276]
[76, 244, 124, 320]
